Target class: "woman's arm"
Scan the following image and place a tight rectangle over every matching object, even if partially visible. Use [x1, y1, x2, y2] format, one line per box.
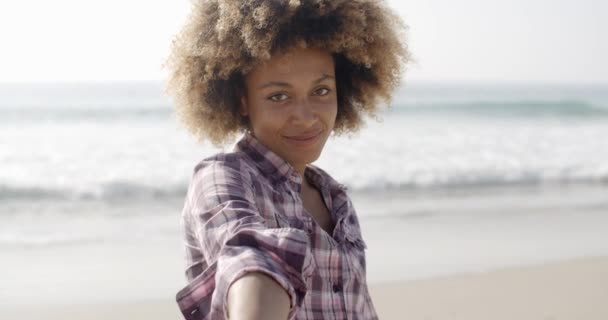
[175, 158, 313, 320]
[227, 272, 291, 320]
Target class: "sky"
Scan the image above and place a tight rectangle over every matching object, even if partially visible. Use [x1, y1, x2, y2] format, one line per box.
[0, 0, 606, 84]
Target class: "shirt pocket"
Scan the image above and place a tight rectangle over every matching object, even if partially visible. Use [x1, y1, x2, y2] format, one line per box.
[342, 220, 368, 251]
[342, 222, 369, 284]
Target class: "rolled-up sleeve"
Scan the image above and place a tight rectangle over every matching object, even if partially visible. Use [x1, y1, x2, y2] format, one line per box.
[176, 159, 315, 320]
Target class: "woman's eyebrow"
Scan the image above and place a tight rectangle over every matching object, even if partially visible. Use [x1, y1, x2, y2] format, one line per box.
[313, 73, 335, 84]
[257, 81, 290, 90]
[257, 73, 335, 90]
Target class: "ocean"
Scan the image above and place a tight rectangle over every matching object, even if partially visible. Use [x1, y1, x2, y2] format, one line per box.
[2, 82, 607, 202]
[1, 82, 607, 305]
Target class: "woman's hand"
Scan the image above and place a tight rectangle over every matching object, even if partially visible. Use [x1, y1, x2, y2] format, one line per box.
[227, 272, 291, 320]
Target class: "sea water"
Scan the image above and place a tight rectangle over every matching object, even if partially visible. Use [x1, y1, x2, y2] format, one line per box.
[1, 82, 607, 304]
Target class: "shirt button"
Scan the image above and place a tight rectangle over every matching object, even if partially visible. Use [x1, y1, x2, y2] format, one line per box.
[189, 307, 199, 319]
[332, 283, 342, 293]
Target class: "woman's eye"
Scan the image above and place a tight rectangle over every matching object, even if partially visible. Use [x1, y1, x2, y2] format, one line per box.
[315, 87, 331, 96]
[268, 93, 288, 102]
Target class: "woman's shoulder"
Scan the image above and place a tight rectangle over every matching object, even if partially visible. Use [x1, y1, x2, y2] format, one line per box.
[306, 164, 349, 192]
[192, 150, 249, 174]
[187, 150, 260, 194]
[184, 151, 261, 211]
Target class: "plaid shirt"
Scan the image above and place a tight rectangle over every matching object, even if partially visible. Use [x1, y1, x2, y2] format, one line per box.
[176, 132, 378, 320]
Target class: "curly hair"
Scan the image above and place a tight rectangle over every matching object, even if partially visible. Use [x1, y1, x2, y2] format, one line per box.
[163, 0, 412, 146]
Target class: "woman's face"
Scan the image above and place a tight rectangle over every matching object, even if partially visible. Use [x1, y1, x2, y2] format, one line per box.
[240, 46, 338, 173]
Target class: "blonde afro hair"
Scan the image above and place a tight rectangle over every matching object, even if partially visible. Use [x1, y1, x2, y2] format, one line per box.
[163, 0, 412, 146]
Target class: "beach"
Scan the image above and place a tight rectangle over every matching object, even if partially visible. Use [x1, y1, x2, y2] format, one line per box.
[370, 256, 608, 320]
[2, 82, 608, 319]
[2, 182, 608, 319]
[2, 256, 607, 319]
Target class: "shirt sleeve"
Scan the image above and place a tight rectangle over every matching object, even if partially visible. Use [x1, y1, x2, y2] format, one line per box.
[176, 158, 315, 320]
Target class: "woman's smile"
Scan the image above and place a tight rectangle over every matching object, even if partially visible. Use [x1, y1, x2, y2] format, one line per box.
[282, 129, 323, 147]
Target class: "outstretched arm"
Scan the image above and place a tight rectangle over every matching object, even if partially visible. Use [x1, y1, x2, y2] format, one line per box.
[227, 272, 290, 320]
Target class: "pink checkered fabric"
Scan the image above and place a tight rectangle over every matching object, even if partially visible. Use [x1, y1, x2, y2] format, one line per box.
[176, 131, 378, 319]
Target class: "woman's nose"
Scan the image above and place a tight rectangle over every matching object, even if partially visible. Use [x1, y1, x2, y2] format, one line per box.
[291, 99, 317, 125]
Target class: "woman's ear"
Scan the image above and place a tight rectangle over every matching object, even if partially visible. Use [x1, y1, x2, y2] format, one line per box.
[239, 95, 249, 116]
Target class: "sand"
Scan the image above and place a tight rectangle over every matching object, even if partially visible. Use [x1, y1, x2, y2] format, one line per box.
[370, 256, 608, 320]
[2, 256, 607, 320]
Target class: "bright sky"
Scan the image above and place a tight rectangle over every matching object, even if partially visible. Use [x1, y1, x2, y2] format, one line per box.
[0, 0, 606, 84]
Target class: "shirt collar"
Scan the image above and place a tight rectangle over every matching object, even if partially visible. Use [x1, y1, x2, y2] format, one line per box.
[234, 131, 347, 193]
[235, 131, 303, 191]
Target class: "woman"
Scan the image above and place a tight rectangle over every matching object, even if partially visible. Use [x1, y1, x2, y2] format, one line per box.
[164, 0, 410, 319]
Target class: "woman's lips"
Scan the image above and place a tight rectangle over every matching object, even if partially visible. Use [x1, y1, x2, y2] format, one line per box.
[286, 131, 322, 140]
[283, 130, 322, 146]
